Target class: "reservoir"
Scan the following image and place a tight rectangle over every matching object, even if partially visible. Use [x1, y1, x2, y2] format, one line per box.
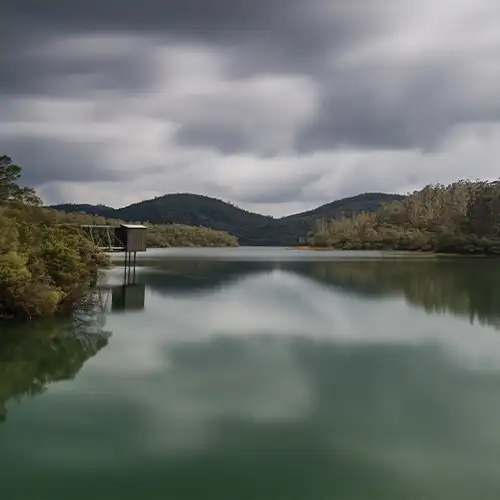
[2, 248, 500, 500]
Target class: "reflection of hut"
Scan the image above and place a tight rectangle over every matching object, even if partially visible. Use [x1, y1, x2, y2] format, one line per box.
[111, 284, 146, 311]
[115, 224, 147, 253]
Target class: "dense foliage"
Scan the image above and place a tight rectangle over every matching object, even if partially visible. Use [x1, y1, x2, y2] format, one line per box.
[52, 192, 399, 246]
[0, 156, 110, 319]
[310, 181, 500, 254]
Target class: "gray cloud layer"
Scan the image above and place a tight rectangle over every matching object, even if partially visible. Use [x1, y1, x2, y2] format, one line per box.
[2, 0, 500, 215]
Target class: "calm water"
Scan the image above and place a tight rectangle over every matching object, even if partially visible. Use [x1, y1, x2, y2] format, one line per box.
[2, 248, 500, 499]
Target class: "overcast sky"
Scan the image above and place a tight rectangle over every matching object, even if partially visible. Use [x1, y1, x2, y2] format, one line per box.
[2, 0, 500, 216]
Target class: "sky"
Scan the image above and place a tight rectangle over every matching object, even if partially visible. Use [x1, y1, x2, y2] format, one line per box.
[2, 0, 500, 217]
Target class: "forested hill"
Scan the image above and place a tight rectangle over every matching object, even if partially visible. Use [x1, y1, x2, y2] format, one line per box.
[51, 192, 402, 246]
[283, 193, 405, 222]
[308, 180, 500, 254]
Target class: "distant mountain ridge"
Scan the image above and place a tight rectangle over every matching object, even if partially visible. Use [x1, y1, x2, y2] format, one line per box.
[51, 192, 404, 246]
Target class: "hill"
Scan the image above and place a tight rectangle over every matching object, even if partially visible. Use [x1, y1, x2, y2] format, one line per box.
[283, 193, 404, 222]
[52, 203, 118, 219]
[51, 192, 402, 246]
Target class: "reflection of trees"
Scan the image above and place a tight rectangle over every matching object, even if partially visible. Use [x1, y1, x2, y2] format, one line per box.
[138, 260, 275, 295]
[0, 317, 111, 422]
[136, 257, 500, 328]
[302, 259, 500, 328]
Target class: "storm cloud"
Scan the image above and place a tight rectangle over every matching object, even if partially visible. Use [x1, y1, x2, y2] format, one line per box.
[2, 0, 500, 215]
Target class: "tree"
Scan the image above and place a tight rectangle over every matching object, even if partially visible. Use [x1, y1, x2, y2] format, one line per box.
[0, 155, 41, 206]
[0, 155, 110, 320]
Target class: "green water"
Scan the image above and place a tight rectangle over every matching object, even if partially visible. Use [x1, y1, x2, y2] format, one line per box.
[2, 248, 500, 499]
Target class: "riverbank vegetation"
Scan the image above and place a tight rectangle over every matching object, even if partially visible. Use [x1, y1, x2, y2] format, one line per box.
[309, 180, 500, 254]
[0, 156, 110, 319]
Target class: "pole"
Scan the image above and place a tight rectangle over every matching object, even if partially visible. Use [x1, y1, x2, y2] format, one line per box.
[128, 252, 132, 283]
[133, 252, 137, 282]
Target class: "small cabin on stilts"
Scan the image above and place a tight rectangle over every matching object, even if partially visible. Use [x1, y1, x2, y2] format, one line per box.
[115, 224, 148, 278]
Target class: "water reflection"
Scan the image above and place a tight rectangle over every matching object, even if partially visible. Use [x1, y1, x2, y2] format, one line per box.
[135, 257, 500, 327]
[0, 316, 111, 423]
[3, 333, 500, 498]
[2, 255, 500, 499]
[302, 259, 500, 328]
[99, 284, 147, 312]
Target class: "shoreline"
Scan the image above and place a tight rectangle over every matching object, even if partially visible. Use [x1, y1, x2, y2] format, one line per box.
[287, 246, 338, 251]
[285, 246, 491, 257]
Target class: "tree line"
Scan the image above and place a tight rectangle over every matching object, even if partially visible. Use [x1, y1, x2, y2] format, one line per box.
[309, 180, 500, 254]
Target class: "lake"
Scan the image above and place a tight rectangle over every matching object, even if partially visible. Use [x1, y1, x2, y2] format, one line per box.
[2, 247, 500, 499]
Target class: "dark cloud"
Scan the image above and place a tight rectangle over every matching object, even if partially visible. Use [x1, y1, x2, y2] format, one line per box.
[1, 137, 119, 185]
[206, 169, 326, 205]
[3, 54, 156, 98]
[177, 123, 256, 156]
[0, 0, 378, 95]
[172, 74, 317, 156]
[1, 0, 500, 211]
[297, 59, 500, 152]
[1, 0, 299, 50]
[0, 0, 365, 110]
[297, 64, 449, 151]
[0, 34, 159, 97]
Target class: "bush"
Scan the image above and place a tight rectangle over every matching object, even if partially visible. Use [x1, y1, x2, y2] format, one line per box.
[311, 232, 332, 247]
